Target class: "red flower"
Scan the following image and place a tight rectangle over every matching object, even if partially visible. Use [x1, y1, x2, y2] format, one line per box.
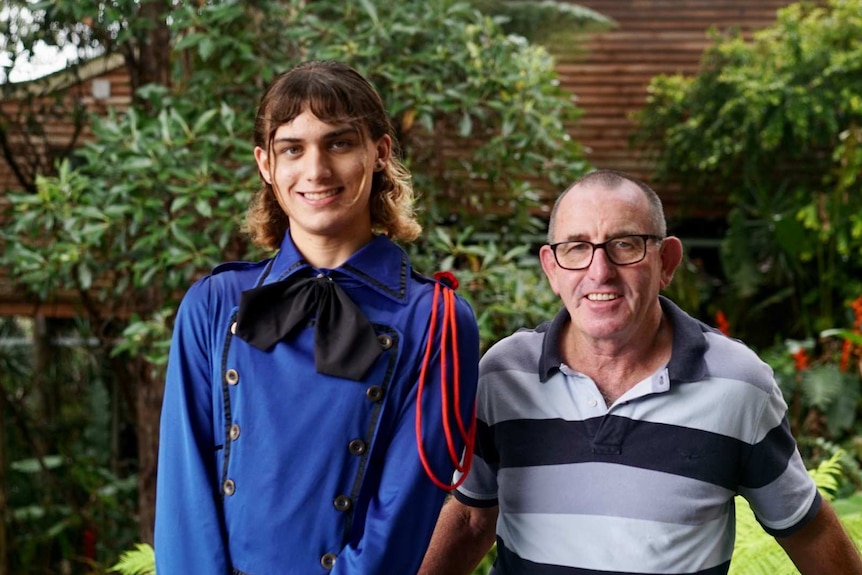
[792, 348, 810, 371]
[714, 310, 730, 336]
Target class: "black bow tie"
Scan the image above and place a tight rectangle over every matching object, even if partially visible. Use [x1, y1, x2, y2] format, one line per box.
[234, 273, 383, 381]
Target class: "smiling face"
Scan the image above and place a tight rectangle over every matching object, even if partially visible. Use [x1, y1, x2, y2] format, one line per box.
[254, 109, 391, 261]
[539, 180, 682, 350]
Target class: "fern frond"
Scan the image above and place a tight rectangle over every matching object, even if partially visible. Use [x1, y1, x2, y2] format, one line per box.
[110, 543, 155, 575]
[809, 450, 846, 501]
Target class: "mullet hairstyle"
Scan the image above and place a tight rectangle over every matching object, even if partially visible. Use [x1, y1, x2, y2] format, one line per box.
[244, 60, 421, 250]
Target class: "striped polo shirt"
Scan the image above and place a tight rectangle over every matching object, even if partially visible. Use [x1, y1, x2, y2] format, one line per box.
[455, 296, 820, 575]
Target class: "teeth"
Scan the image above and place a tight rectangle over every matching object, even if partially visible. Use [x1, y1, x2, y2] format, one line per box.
[303, 189, 339, 200]
[587, 293, 619, 301]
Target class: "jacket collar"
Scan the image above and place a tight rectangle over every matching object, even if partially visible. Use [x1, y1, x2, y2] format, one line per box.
[254, 232, 411, 304]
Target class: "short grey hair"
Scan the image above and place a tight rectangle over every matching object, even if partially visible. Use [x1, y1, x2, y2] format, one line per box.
[547, 169, 667, 243]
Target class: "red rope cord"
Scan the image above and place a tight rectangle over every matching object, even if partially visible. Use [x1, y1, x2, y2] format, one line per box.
[415, 280, 476, 490]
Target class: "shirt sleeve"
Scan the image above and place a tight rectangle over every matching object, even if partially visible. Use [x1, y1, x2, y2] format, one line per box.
[333, 291, 480, 574]
[454, 342, 502, 508]
[155, 277, 231, 574]
[738, 380, 821, 537]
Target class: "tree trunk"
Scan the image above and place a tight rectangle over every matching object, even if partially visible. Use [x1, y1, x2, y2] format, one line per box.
[120, 356, 164, 545]
[132, 0, 173, 94]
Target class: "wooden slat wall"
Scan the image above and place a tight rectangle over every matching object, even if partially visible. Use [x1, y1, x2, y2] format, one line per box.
[553, 0, 794, 217]
[0, 60, 132, 316]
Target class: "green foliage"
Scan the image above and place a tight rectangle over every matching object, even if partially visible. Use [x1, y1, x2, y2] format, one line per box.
[111, 543, 155, 575]
[634, 0, 862, 344]
[730, 452, 862, 574]
[2, 0, 593, 359]
[465, 0, 613, 45]
[412, 226, 558, 352]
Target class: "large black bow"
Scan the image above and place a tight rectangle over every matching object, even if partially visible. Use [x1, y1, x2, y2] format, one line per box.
[234, 274, 383, 381]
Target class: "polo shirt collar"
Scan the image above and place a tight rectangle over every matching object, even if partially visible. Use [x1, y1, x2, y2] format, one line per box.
[538, 295, 709, 384]
[254, 232, 411, 304]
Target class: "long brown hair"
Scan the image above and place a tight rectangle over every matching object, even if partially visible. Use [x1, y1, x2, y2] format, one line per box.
[244, 60, 421, 250]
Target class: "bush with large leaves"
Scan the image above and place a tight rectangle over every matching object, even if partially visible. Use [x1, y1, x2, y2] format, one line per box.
[634, 0, 862, 345]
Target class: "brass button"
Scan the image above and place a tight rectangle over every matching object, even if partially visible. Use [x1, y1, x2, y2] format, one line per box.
[333, 495, 352, 512]
[348, 439, 366, 455]
[223, 479, 236, 496]
[225, 369, 239, 385]
[377, 334, 393, 350]
[365, 385, 383, 402]
[230, 321, 237, 335]
[229, 424, 241, 441]
[320, 552, 337, 569]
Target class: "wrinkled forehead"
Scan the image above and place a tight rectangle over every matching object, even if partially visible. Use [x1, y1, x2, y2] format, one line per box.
[555, 183, 653, 240]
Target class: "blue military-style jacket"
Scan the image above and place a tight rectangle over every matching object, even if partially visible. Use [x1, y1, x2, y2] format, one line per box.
[154, 233, 479, 574]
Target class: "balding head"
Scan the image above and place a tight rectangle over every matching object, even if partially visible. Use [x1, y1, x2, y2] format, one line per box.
[547, 170, 667, 244]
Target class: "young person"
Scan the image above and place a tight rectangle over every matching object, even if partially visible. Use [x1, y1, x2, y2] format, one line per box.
[155, 60, 479, 575]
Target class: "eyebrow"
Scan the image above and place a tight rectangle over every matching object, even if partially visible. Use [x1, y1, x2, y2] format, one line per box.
[558, 232, 642, 242]
[273, 126, 359, 144]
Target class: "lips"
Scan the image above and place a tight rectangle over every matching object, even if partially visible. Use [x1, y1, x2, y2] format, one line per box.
[586, 293, 620, 301]
[300, 188, 341, 201]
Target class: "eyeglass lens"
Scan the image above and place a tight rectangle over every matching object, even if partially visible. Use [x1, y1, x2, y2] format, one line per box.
[554, 235, 648, 270]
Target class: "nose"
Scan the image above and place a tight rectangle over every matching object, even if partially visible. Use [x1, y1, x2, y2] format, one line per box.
[586, 245, 615, 279]
[304, 147, 332, 181]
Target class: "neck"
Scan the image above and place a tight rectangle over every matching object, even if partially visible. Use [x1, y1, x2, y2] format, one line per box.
[563, 310, 672, 403]
[290, 229, 374, 269]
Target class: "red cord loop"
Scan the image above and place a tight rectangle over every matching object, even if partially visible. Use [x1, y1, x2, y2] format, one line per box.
[416, 273, 476, 491]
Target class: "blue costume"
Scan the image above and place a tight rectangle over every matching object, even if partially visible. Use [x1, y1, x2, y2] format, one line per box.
[155, 233, 479, 574]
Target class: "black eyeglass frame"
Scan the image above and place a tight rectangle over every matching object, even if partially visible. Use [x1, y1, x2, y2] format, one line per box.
[548, 234, 664, 271]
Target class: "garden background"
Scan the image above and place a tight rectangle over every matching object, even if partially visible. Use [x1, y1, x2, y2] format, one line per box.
[1, 1, 861, 574]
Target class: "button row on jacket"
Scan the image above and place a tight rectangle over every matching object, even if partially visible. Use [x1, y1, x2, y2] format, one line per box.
[377, 333, 393, 350]
[365, 385, 383, 402]
[333, 495, 352, 512]
[320, 552, 337, 570]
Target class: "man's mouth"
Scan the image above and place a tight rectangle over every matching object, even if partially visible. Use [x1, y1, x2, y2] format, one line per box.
[586, 293, 620, 301]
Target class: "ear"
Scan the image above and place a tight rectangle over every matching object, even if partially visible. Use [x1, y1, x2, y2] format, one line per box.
[254, 146, 272, 185]
[539, 244, 562, 296]
[375, 134, 392, 167]
[659, 236, 684, 290]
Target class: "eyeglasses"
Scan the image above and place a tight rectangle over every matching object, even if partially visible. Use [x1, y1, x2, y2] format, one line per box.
[549, 234, 663, 271]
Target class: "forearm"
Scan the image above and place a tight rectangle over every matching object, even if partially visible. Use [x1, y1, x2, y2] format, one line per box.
[778, 501, 862, 574]
[418, 497, 497, 575]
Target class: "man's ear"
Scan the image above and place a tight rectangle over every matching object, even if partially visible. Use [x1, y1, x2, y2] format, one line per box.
[254, 146, 272, 184]
[659, 236, 684, 290]
[539, 244, 562, 296]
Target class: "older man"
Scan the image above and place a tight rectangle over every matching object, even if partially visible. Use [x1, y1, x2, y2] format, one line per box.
[418, 169, 862, 575]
